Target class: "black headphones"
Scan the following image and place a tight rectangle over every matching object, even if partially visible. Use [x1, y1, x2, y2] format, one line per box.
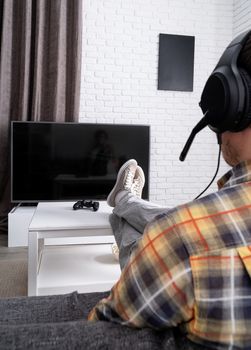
[200, 29, 251, 133]
[180, 29, 251, 161]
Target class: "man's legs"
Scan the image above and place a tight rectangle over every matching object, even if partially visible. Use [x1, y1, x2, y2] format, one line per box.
[110, 192, 168, 269]
[107, 159, 169, 269]
[113, 192, 168, 233]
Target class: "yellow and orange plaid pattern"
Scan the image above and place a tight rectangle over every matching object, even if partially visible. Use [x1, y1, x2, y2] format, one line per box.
[88, 160, 251, 349]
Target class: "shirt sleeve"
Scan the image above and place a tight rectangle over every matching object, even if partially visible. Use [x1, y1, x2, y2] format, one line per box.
[88, 213, 194, 328]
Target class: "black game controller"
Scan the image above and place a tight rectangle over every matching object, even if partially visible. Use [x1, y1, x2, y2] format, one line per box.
[73, 200, 99, 212]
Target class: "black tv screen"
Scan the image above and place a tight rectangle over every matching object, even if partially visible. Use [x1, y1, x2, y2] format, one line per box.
[11, 122, 150, 203]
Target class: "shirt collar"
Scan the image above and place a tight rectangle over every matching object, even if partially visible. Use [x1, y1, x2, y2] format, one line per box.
[217, 160, 251, 189]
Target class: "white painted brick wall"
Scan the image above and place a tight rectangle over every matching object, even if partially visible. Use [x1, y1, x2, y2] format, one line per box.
[80, 0, 234, 207]
[233, 0, 251, 35]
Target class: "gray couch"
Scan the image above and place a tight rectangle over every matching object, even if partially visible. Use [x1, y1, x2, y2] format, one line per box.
[0, 291, 207, 350]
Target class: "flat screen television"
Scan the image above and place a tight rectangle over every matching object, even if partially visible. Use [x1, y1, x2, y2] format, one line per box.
[11, 121, 150, 203]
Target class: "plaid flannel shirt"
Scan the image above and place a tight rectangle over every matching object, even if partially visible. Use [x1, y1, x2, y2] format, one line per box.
[88, 160, 251, 349]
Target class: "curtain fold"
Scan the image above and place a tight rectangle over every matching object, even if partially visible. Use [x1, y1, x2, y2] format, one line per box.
[0, 0, 82, 221]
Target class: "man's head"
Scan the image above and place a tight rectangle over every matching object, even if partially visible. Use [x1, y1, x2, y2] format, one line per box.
[180, 31, 251, 162]
[221, 32, 251, 167]
[200, 31, 251, 135]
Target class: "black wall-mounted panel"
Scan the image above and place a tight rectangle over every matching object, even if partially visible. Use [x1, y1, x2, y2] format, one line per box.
[158, 33, 195, 91]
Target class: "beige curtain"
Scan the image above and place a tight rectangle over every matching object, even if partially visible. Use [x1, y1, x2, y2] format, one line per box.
[0, 0, 82, 223]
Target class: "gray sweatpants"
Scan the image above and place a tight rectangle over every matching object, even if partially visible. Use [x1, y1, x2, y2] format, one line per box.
[109, 193, 168, 269]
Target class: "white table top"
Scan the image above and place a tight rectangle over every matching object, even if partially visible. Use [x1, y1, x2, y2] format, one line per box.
[29, 201, 113, 231]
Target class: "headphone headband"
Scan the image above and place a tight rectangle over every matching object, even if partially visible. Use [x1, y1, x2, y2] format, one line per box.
[215, 30, 251, 70]
[228, 29, 251, 48]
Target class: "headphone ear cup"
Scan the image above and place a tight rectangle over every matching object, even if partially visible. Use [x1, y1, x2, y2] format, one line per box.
[237, 68, 251, 131]
[200, 71, 231, 132]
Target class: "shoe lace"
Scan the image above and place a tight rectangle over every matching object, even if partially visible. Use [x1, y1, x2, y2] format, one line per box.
[131, 177, 141, 196]
[124, 169, 135, 189]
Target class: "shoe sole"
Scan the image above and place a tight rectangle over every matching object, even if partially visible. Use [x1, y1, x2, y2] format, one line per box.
[107, 159, 137, 207]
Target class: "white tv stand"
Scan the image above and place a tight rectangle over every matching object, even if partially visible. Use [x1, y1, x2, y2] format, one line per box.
[8, 205, 37, 247]
[28, 201, 120, 296]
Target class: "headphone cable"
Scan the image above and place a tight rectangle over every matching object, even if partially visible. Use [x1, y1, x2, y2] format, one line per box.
[194, 134, 222, 200]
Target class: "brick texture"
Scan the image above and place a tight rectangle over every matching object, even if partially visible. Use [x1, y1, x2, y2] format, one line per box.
[79, 0, 251, 206]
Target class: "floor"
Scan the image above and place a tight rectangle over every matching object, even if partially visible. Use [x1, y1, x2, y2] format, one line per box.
[0, 232, 27, 261]
[0, 229, 28, 298]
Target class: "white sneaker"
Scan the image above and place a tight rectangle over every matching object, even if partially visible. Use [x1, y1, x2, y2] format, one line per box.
[131, 166, 145, 198]
[107, 159, 137, 207]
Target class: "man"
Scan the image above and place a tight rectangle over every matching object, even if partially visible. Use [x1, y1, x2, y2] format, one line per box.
[87, 31, 251, 350]
[88, 125, 251, 349]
